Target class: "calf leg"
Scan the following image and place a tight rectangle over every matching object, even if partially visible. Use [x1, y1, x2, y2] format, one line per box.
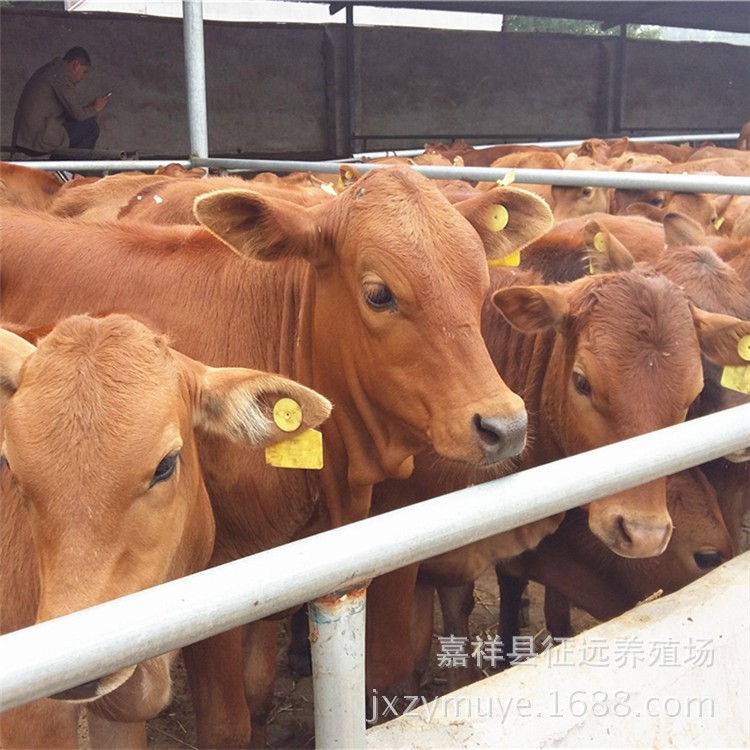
[366, 564, 420, 698]
[286, 605, 312, 677]
[183, 627, 252, 749]
[436, 583, 482, 689]
[543, 586, 575, 638]
[411, 578, 436, 682]
[498, 570, 529, 665]
[243, 619, 280, 750]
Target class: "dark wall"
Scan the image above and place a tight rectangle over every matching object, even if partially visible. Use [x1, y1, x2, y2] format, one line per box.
[1, 8, 747, 159]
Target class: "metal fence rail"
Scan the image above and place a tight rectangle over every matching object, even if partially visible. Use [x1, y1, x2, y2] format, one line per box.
[1, 404, 748, 747]
[192, 158, 750, 195]
[12, 155, 750, 197]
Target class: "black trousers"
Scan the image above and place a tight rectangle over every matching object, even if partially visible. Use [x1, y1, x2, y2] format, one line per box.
[63, 117, 100, 150]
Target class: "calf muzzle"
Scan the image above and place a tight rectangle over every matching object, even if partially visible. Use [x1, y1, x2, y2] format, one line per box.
[473, 410, 528, 464]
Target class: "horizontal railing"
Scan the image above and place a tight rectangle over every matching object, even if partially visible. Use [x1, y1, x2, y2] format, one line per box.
[1, 405, 748, 732]
[9, 155, 749, 196]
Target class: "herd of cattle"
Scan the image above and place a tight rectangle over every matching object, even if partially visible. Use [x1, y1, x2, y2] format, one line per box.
[0, 131, 749, 748]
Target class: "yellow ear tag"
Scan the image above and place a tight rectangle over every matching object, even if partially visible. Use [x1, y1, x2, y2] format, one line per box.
[273, 398, 303, 432]
[265, 429, 324, 470]
[713, 216, 725, 231]
[499, 169, 516, 187]
[720, 335, 750, 395]
[488, 250, 521, 268]
[488, 204, 509, 232]
[589, 231, 607, 274]
[720, 366, 750, 395]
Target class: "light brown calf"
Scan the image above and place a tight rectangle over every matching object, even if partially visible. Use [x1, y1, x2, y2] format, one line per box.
[0, 314, 331, 749]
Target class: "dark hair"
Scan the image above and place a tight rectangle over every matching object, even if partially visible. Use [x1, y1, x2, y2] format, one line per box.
[63, 47, 92, 66]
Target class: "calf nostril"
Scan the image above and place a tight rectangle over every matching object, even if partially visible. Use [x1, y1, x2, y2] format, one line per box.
[615, 515, 632, 548]
[472, 411, 527, 463]
[473, 413, 501, 449]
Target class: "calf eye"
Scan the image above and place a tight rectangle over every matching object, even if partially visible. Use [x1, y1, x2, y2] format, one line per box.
[150, 453, 178, 488]
[363, 281, 397, 311]
[572, 371, 592, 397]
[693, 550, 722, 570]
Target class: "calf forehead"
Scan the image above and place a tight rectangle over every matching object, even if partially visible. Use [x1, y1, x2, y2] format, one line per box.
[572, 272, 696, 347]
[5, 316, 184, 480]
[570, 274, 703, 398]
[339, 169, 487, 269]
[331, 169, 490, 314]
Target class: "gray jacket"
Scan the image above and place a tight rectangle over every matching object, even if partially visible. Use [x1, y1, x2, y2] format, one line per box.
[12, 57, 97, 154]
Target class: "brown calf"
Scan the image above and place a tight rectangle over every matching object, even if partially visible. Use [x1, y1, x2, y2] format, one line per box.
[0, 314, 331, 748]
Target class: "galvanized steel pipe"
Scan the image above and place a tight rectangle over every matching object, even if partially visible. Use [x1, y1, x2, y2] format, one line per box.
[16, 160, 192, 173]
[182, 0, 209, 159]
[1, 404, 748, 714]
[193, 157, 750, 195]
[352, 133, 741, 160]
[309, 584, 369, 749]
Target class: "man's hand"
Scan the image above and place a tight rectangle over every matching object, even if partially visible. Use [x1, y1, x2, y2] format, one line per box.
[91, 93, 111, 112]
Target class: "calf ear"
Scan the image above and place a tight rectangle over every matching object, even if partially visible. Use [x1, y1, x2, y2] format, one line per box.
[583, 220, 635, 274]
[455, 185, 553, 263]
[626, 202, 667, 223]
[337, 164, 362, 191]
[0, 329, 36, 404]
[692, 307, 750, 365]
[195, 365, 332, 447]
[663, 212, 706, 248]
[491, 285, 570, 334]
[194, 189, 322, 264]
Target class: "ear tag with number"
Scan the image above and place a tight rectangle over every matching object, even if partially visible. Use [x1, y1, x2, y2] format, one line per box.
[265, 398, 324, 469]
[588, 231, 607, 274]
[265, 429, 324, 469]
[720, 335, 750, 395]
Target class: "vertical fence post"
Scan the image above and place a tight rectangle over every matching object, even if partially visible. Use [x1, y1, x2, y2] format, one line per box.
[309, 582, 369, 748]
[182, 0, 209, 159]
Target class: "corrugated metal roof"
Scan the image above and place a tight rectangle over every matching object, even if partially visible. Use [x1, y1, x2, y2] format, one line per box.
[330, 2, 750, 35]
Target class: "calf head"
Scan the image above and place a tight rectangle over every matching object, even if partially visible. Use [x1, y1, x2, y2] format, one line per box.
[654, 468, 734, 589]
[492, 271, 750, 558]
[194, 167, 554, 483]
[586, 219, 750, 462]
[0, 315, 331, 715]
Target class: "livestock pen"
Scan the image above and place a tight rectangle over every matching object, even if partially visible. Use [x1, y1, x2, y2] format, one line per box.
[3, 2, 750, 746]
[2, 140, 750, 748]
